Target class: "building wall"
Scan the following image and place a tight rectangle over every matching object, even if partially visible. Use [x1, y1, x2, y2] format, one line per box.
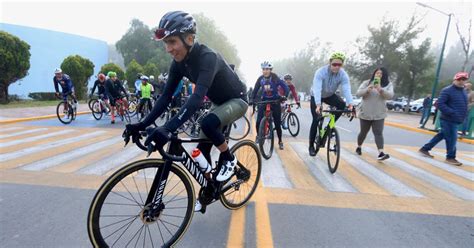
[0, 23, 108, 98]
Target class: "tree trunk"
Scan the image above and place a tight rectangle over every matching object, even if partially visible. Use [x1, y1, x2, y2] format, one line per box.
[462, 53, 469, 72]
[0, 82, 9, 104]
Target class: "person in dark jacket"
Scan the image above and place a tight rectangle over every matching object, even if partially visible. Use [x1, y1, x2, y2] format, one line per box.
[419, 72, 469, 166]
[419, 94, 431, 127]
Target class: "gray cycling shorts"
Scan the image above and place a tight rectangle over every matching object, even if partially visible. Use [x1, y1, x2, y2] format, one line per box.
[199, 98, 248, 139]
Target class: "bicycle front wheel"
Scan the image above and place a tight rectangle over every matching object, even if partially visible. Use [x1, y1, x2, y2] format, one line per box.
[220, 140, 262, 210]
[91, 100, 103, 120]
[56, 101, 73, 124]
[229, 115, 251, 141]
[258, 117, 274, 160]
[287, 112, 300, 137]
[87, 159, 195, 247]
[326, 128, 340, 174]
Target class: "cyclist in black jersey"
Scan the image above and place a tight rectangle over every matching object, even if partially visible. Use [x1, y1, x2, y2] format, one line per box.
[126, 11, 248, 189]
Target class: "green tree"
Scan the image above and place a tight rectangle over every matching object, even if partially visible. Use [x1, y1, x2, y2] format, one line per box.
[116, 19, 159, 66]
[0, 31, 31, 103]
[397, 39, 435, 110]
[194, 13, 241, 70]
[143, 61, 159, 78]
[125, 59, 144, 90]
[346, 15, 425, 85]
[60, 55, 95, 100]
[100, 63, 125, 80]
[273, 39, 331, 94]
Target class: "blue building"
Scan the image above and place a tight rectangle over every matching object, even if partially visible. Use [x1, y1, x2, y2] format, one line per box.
[0, 23, 108, 98]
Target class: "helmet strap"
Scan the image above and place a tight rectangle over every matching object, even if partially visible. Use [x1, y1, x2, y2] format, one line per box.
[179, 34, 195, 61]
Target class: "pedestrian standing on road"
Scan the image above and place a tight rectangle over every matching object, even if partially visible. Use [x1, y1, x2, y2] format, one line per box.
[419, 94, 431, 127]
[419, 72, 469, 166]
[355, 67, 394, 160]
[461, 82, 474, 136]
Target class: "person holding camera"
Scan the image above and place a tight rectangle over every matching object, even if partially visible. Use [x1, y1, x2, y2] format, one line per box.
[355, 67, 394, 160]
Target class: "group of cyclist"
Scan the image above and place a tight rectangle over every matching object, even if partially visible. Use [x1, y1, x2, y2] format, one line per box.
[54, 10, 355, 211]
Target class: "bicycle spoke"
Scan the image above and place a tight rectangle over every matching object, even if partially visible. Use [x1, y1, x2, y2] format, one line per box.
[104, 215, 138, 241]
[101, 215, 137, 229]
[132, 176, 144, 205]
[126, 224, 144, 248]
[158, 219, 174, 236]
[111, 191, 142, 207]
[156, 221, 165, 244]
[146, 225, 155, 248]
[120, 181, 142, 206]
[163, 188, 186, 204]
[161, 213, 185, 219]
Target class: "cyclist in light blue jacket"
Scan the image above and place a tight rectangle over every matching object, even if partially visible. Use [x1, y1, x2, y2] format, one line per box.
[309, 52, 353, 156]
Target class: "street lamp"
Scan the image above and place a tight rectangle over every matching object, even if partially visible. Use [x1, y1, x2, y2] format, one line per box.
[417, 2, 453, 129]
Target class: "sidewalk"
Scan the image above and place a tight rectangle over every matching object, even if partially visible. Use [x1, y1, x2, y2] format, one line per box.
[385, 111, 436, 130]
[0, 104, 90, 121]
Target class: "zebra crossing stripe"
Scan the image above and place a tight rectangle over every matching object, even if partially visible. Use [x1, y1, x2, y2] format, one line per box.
[260, 150, 293, 189]
[429, 150, 474, 167]
[290, 142, 357, 193]
[0, 130, 75, 148]
[0, 127, 24, 133]
[21, 136, 122, 171]
[340, 148, 424, 197]
[0, 128, 48, 139]
[364, 147, 474, 201]
[0, 127, 23, 132]
[0, 131, 107, 162]
[395, 148, 474, 181]
[77, 146, 142, 175]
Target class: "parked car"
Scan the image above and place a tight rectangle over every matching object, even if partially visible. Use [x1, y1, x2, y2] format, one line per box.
[352, 96, 362, 107]
[386, 97, 408, 112]
[410, 98, 437, 113]
[409, 98, 424, 112]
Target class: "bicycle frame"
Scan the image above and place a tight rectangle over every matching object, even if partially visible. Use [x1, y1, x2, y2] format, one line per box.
[319, 113, 337, 139]
[143, 126, 236, 211]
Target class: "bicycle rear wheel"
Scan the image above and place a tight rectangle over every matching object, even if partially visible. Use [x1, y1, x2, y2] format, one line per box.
[258, 117, 274, 160]
[220, 140, 262, 210]
[229, 115, 251, 141]
[56, 101, 73, 124]
[287, 112, 300, 137]
[91, 100, 103, 120]
[326, 128, 340, 174]
[87, 159, 195, 247]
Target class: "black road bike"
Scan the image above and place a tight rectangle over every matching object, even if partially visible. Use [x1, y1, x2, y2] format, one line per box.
[87, 122, 262, 247]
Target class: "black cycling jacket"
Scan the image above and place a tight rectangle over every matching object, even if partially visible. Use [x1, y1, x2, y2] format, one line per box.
[91, 79, 106, 96]
[142, 42, 247, 131]
[105, 79, 127, 100]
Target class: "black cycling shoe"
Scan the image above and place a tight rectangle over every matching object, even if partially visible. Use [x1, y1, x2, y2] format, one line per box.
[356, 147, 362, 155]
[279, 142, 284, 150]
[309, 146, 316, 156]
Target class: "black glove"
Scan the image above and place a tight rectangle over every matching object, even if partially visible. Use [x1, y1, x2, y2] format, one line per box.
[248, 101, 254, 106]
[279, 96, 287, 102]
[124, 123, 145, 144]
[297, 102, 301, 108]
[144, 126, 172, 149]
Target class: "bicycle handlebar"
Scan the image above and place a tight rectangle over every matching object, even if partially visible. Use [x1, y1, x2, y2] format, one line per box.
[322, 108, 357, 121]
[254, 98, 285, 105]
[124, 129, 186, 162]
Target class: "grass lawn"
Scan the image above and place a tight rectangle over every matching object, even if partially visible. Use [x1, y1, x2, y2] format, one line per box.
[0, 100, 59, 109]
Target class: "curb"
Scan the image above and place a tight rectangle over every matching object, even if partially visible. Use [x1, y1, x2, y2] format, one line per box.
[385, 121, 474, 145]
[0, 111, 91, 124]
